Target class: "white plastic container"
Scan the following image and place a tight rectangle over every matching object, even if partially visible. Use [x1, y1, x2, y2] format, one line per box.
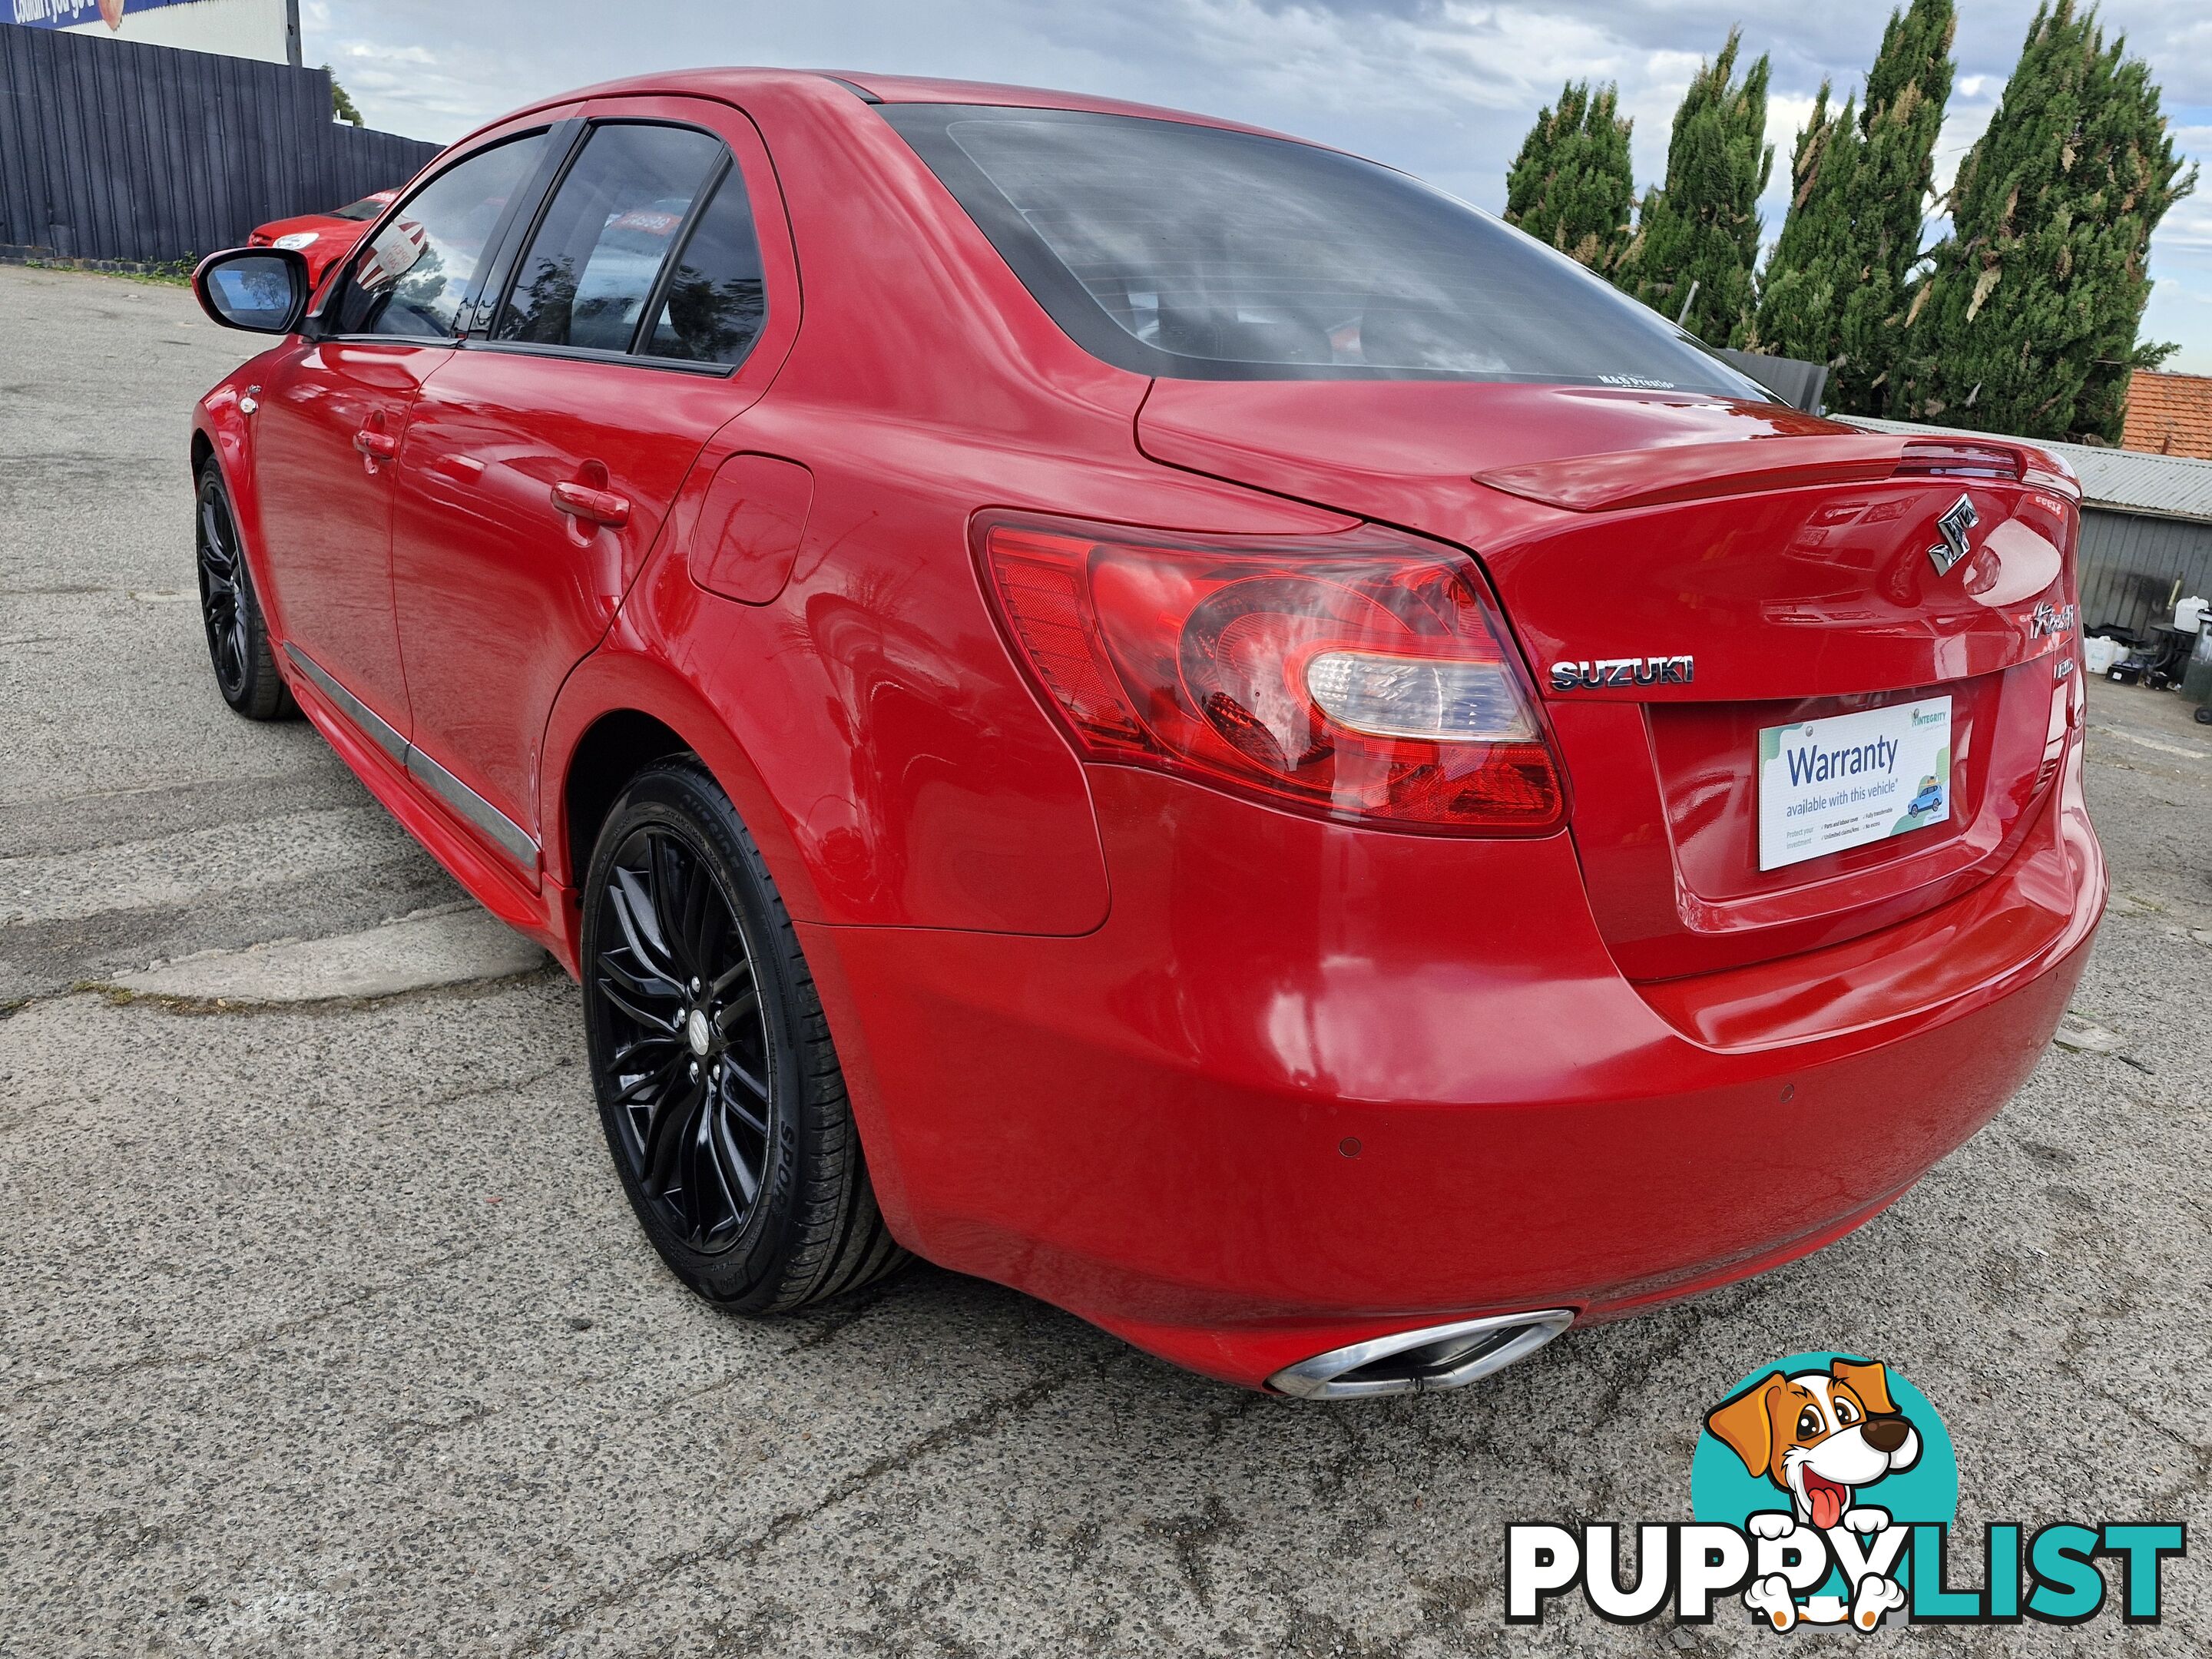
[2083, 635, 2124, 676]
[2175, 595, 2208, 636]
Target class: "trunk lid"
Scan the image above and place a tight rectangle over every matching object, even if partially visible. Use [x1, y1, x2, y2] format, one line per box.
[1137, 380, 2084, 979]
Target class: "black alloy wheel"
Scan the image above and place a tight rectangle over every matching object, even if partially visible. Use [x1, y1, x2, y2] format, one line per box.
[195, 462, 293, 720]
[581, 760, 908, 1311]
[594, 820, 773, 1252]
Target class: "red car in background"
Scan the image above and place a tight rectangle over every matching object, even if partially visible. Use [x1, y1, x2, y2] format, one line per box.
[247, 188, 397, 288]
[185, 71, 2102, 1400]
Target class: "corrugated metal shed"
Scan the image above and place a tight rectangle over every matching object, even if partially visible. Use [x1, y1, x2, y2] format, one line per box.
[2071, 515, 2212, 636]
[1838, 414, 2212, 525]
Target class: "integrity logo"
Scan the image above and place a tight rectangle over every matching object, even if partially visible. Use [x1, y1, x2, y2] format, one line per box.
[1504, 1352, 2185, 1633]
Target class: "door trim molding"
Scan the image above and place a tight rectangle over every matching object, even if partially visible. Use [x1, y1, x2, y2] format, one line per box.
[283, 641, 539, 869]
[283, 641, 406, 763]
[405, 745, 538, 867]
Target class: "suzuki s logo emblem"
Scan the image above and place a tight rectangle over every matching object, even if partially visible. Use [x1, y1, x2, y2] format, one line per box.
[1549, 654, 1696, 691]
[1926, 494, 1979, 577]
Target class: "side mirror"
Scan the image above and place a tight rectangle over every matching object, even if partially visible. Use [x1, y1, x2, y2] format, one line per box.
[192, 247, 310, 335]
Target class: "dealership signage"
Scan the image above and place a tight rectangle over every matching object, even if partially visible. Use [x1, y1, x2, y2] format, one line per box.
[9, 0, 202, 26]
[9, 0, 297, 67]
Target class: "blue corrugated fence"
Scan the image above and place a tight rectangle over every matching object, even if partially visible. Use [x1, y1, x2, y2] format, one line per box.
[0, 19, 440, 263]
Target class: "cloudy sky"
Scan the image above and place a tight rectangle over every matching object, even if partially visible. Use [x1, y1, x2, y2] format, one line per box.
[303, 0, 2212, 373]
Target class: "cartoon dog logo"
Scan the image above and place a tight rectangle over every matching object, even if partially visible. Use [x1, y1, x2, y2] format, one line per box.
[1706, 1358, 1922, 1631]
[1707, 1356, 1922, 1528]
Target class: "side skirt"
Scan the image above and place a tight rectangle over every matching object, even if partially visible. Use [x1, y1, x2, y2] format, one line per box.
[280, 641, 561, 952]
[283, 642, 538, 869]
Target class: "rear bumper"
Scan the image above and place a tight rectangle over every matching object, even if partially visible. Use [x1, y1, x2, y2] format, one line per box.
[804, 744, 2102, 1391]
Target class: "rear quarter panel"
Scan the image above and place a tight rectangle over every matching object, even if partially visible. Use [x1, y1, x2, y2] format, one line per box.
[550, 77, 1355, 938]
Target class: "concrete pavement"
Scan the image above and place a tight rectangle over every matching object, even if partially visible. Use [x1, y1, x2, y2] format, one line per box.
[1, 264, 2204, 1656]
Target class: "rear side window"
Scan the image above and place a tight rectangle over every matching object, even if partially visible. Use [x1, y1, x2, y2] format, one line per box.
[496, 124, 724, 353]
[884, 104, 1767, 394]
[640, 171, 768, 366]
[333, 134, 548, 339]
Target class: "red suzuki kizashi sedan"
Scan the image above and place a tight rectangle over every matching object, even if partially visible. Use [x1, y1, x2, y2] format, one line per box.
[187, 71, 2102, 1398]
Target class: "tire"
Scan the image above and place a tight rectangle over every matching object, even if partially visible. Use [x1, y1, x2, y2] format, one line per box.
[195, 461, 295, 720]
[581, 758, 909, 1312]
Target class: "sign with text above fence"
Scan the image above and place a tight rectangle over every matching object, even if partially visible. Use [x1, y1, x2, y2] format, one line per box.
[9, 1, 296, 70]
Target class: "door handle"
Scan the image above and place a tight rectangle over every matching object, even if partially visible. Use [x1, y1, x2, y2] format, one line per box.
[353, 428, 399, 460]
[551, 481, 631, 528]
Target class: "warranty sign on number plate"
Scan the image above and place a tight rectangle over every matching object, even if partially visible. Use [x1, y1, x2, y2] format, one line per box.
[1757, 697, 1952, 871]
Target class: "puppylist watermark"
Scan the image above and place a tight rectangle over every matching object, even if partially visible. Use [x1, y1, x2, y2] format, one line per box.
[1505, 1353, 2185, 1632]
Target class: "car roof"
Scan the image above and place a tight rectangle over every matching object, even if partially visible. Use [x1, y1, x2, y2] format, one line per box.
[816, 70, 1296, 134]
[470, 66, 1309, 149]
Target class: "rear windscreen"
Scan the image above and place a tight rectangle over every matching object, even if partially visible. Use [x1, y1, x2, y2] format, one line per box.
[883, 104, 1769, 394]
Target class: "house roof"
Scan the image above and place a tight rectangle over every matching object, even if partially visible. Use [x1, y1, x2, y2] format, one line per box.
[2122, 369, 2212, 462]
[1838, 415, 2212, 526]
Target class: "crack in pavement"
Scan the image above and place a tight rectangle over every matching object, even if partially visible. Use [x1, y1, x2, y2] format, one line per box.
[409, 1059, 576, 1113]
[1144, 1491, 1242, 1612]
[659, 1279, 915, 1409]
[376, 1401, 503, 1459]
[0, 965, 567, 1025]
[786, 1280, 902, 1353]
[78, 959, 564, 1017]
[508, 1365, 1097, 1654]
[4, 1236, 501, 1409]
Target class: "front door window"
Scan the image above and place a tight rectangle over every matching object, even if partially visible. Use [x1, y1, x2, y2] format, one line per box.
[333, 134, 551, 339]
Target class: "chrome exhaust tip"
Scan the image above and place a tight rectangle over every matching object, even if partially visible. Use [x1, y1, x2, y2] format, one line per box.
[1267, 1309, 1575, 1400]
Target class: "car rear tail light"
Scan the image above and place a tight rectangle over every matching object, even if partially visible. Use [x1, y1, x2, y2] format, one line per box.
[977, 515, 1565, 833]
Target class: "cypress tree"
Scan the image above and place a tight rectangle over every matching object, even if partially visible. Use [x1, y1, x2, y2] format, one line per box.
[1834, 0, 1955, 413]
[1890, 0, 2196, 442]
[1750, 81, 1858, 365]
[1616, 28, 1773, 346]
[1503, 81, 1637, 276]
